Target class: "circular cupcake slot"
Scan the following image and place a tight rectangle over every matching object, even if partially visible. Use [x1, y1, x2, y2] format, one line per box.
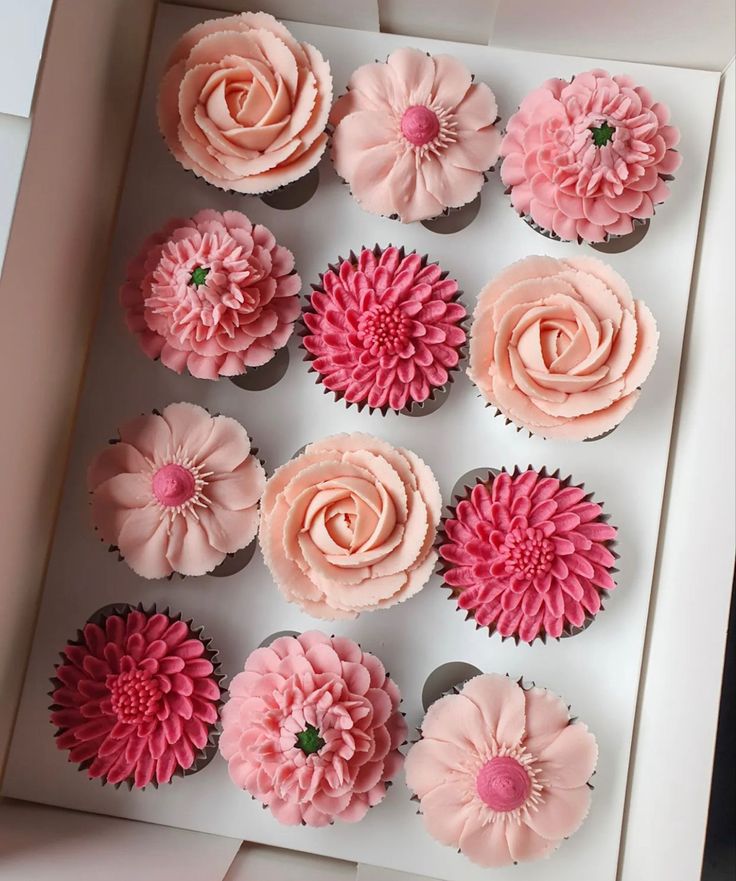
[209, 539, 257, 577]
[260, 167, 319, 210]
[421, 194, 481, 234]
[258, 630, 300, 648]
[229, 346, 290, 391]
[590, 218, 650, 254]
[449, 467, 500, 503]
[421, 661, 483, 711]
[405, 384, 451, 418]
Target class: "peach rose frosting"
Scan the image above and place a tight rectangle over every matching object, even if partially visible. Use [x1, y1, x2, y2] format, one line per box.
[158, 12, 332, 193]
[467, 255, 658, 440]
[259, 433, 441, 619]
[405, 674, 597, 868]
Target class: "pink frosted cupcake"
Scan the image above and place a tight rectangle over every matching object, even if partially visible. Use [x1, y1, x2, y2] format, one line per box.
[158, 13, 332, 194]
[405, 673, 598, 867]
[302, 245, 467, 414]
[50, 604, 223, 789]
[120, 210, 301, 380]
[87, 402, 266, 579]
[259, 433, 441, 619]
[467, 255, 658, 440]
[220, 631, 407, 826]
[330, 47, 501, 223]
[500, 69, 681, 243]
[439, 468, 618, 643]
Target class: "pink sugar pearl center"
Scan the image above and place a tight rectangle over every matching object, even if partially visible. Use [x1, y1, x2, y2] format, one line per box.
[476, 756, 531, 811]
[357, 304, 411, 353]
[152, 463, 196, 507]
[109, 669, 162, 724]
[504, 526, 554, 578]
[401, 105, 440, 146]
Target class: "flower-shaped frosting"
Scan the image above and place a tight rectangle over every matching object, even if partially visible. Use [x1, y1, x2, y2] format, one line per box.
[51, 608, 222, 788]
[120, 210, 301, 380]
[330, 47, 501, 223]
[259, 433, 441, 619]
[220, 631, 407, 825]
[405, 674, 597, 867]
[88, 402, 266, 579]
[158, 12, 332, 193]
[440, 469, 617, 643]
[500, 69, 681, 242]
[467, 255, 658, 440]
[303, 246, 467, 412]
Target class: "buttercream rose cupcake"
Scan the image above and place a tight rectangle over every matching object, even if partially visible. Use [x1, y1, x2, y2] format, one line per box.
[439, 467, 618, 643]
[158, 12, 332, 194]
[259, 433, 441, 619]
[120, 210, 301, 380]
[467, 255, 658, 440]
[500, 69, 681, 243]
[88, 402, 266, 579]
[302, 245, 467, 414]
[50, 604, 224, 789]
[220, 631, 407, 825]
[330, 47, 501, 223]
[405, 673, 597, 867]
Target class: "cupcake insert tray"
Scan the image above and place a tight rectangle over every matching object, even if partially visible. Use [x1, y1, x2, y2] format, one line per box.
[2, 5, 719, 881]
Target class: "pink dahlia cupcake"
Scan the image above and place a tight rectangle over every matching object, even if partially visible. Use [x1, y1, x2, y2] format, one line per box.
[259, 433, 441, 619]
[405, 673, 597, 867]
[467, 255, 658, 440]
[500, 69, 681, 243]
[50, 604, 224, 789]
[120, 210, 301, 380]
[87, 402, 266, 579]
[330, 47, 501, 223]
[439, 468, 618, 643]
[220, 630, 407, 825]
[302, 245, 467, 414]
[158, 13, 332, 194]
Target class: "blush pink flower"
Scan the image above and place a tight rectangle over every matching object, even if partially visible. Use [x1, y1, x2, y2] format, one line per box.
[259, 433, 441, 619]
[158, 12, 332, 193]
[405, 674, 598, 868]
[120, 210, 301, 380]
[330, 47, 501, 223]
[219, 631, 407, 826]
[50, 607, 222, 788]
[88, 402, 266, 579]
[302, 246, 467, 413]
[500, 69, 681, 242]
[440, 469, 617, 643]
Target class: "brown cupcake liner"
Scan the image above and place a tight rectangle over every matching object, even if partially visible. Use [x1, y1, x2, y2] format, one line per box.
[477, 396, 622, 442]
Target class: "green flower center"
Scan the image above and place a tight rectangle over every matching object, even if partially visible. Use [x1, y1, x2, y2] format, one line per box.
[295, 723, 325, 756]
[189, 266, 210, 287]
[589, 121, 616, 147]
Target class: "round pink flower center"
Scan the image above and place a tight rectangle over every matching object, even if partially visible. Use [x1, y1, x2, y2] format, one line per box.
[502, 527, 554, 578]
[357, 304, 411, 354]
[476, 756, 531, 811]
[109, 669, 162, 725]
[401, 105, 440, 147]
[152, 463, 197, 507]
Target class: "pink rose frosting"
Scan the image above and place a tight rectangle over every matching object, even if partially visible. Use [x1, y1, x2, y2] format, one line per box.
[302, 246, 467, 412]
[88, 402, 266, 579]
[219, 631, 407, 825]
[158, 12, 332, 193]
[440, 469, 617, 643]
[467, 255, 658, 440]
[330, 47, 501, 223]
[259, 433, 441, 619]
[51, 607, 222, 788]
[500, 69, 681, 242]
[405, 674, 597, 867]
[120, 209, 301, 380]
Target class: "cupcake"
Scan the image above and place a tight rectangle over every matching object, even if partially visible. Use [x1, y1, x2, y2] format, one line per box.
[330, 47, 501, 223]
[219, 630, 407, 825]
[50, 604, 224, 788]
[439, 467, 618, 643]
[259, 433, 441, 619]
[120, 210, 301, 380]
[87, 402, 266, 579]
[157, 12, 332, 194]
[405, 673, 598, 867]
[302, 245, 467, 414]
[500, 69, 681, 243]
[467, 255, 658, 440]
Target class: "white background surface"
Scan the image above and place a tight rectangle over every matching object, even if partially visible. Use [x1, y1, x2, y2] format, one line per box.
[2, 5, 720, 881]
[0, 0, 52, 118]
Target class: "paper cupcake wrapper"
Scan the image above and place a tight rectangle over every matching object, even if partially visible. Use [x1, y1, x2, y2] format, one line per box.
[49, 601, 226, 790]
[436, 466, 618, 645]
[479, 397, 622, 442]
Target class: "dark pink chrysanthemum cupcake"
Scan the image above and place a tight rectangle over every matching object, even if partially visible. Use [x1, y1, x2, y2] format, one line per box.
[439, 468, 618, 643]
[302, 245, 467, 414]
